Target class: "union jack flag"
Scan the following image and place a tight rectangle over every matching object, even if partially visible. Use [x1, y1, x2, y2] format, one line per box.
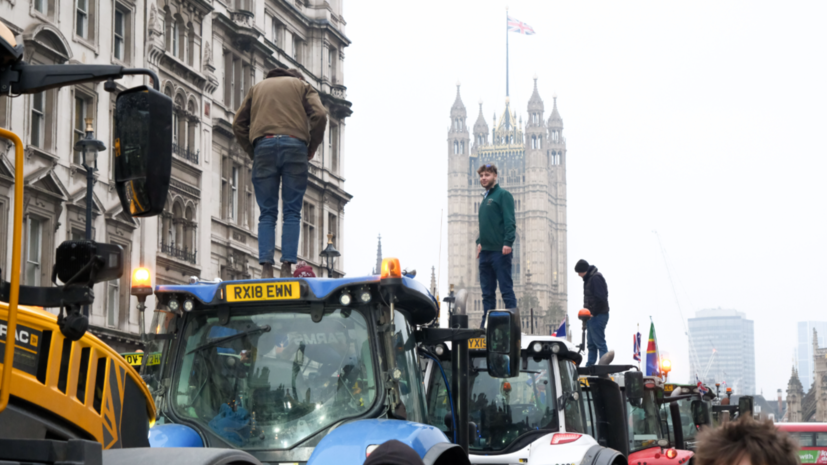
[633, 332, 641, 362]
[508, 16, 536, 35]
[696, 375, 709, 395]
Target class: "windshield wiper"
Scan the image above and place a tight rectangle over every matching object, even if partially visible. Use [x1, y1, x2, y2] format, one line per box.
[187, 325, 272, 354]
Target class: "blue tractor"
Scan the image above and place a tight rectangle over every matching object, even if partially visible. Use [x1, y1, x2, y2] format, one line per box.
[137, 258, 519, 465]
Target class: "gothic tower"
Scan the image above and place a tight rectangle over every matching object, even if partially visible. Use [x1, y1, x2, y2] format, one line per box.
[447, 85, 472, 290]
[787, 366, 804, 422]
[447, 79, 568, 333]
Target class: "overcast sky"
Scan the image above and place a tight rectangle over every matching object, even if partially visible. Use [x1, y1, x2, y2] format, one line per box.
[340, 1, 827, 396]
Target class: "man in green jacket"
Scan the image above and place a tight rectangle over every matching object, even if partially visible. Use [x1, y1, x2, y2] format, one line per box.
[475, 163, 517, 328]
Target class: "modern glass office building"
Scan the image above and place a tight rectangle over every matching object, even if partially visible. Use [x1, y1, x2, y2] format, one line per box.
[797, 321, 827, 393]
[688, 309, 755, 395]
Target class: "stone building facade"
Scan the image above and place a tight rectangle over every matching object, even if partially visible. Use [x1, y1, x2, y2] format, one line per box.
[446, 79, 568, 333]
[0, 0, 352, 352]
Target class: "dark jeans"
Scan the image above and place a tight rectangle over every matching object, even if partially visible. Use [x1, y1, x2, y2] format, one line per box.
[479, 250, 517, 328]
[586, 313, 609, 366]
[251, 136, 308, 265]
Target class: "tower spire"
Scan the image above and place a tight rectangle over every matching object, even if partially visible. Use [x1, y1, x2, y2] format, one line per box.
[372, 234, 383, 274]
[430, 266, 437, 296]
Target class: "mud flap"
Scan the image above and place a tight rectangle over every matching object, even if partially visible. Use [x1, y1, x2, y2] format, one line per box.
[581, 444, 627, 465]
[422, 442, 471, 465]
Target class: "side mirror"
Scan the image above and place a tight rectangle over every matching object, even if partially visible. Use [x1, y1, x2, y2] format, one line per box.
[624, 371, 644, 407]
[486, 309, 521, 378]
[114, 85, 172, 217]
[738, 396, 754, 418]
[691, 399, 710, 427]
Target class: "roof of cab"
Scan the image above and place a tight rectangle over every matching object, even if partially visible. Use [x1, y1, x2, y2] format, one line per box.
[521, 334, 578, 352]
[155, 275, 439, 323]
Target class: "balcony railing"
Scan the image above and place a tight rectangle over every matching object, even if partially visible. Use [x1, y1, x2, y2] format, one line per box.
[172, 142, 199, 164]
[161, 243, 197, 264]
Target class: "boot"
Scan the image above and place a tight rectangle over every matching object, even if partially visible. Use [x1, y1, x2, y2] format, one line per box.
[261, 263, 274, 279]
[280, 262, 293, 278]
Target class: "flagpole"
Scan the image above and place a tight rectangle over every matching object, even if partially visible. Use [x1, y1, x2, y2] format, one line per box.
[506, 8, 509, 98]
[637, 323, 641, 371]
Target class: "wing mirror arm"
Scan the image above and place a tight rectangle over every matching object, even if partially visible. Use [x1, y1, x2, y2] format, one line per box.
[8, 63, 160, 94]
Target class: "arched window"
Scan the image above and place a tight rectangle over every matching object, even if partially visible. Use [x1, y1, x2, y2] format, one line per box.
[187, 100, 197, 155]
[184, 205, 194, 251]
[460, 141, 464, 154]
[172, 202, 184, 247]
[537, 136, 542, 149]
[453, 141, 459, 154]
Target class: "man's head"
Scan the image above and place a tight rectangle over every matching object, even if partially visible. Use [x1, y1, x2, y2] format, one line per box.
[575, 259, 590, 277]
[478, 163, 498, 189]
[266, 67, 304, 81]
[695, 417, 799, 465]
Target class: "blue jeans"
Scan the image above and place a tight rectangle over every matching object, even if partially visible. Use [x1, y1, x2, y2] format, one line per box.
[252, 136, 308, 265]
[586, 313, 609, 366]
[479, 250, 517, 328]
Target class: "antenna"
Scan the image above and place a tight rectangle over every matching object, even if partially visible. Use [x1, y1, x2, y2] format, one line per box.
[437, 208, 443, 295]
[653, 230, 703, 376]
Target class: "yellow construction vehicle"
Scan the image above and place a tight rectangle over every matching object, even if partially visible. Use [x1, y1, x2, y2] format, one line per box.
[0, 21, 262, 465]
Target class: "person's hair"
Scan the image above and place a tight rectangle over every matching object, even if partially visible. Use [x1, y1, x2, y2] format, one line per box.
[266, 68, 304, 80]
[477, 163, 498, 176]
[694, 417, 798, 465]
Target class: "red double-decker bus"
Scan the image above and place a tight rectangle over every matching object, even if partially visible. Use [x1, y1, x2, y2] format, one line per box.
[776, 423, 827, 464]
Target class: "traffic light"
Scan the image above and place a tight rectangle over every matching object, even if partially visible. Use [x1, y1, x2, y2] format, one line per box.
[131, 267, 152, 302]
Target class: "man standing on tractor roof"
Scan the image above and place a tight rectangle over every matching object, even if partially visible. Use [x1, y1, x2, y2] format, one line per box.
[575, 259, 610, 366]
[233, 68, 328, 278]
[476, 163, 517, 328]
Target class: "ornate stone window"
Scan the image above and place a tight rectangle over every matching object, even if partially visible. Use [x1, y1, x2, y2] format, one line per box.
[22, 167, 68, 286]
[160, 197, 197, 264]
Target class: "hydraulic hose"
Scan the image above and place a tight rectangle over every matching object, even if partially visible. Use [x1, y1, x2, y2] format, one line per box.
[421, 351, 457, 444]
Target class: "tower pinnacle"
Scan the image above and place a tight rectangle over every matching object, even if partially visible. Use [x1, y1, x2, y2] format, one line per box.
[372, 234, 383, 275]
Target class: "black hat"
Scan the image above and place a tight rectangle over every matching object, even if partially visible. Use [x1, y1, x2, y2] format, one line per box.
[364, 440, 424, 465]
[574, 259, 590, 273]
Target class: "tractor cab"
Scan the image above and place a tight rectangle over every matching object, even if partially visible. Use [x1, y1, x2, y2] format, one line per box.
[664, 382, 716, 450]
[139, 259, 520, 465]
[423, 335, 631, 465]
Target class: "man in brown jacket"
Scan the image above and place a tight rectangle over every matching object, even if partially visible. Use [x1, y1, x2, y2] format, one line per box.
[233, 68, 327, 278]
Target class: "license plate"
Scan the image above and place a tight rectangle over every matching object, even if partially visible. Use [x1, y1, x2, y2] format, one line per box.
[226, 282, 300, 302]
[468, 337, 487, 350]
[122, 352, 161, 367]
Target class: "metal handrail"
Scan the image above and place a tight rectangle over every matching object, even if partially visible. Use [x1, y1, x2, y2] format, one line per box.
[0, 128, 25, 415]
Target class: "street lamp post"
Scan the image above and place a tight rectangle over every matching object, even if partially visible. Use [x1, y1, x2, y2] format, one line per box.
[319, 233, 340, 278]
[73, 118, 105, 241]
[73, 118, 105, 318]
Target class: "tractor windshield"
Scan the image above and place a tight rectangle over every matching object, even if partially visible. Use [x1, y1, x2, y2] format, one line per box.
[170, 307, 377, 450]
[427, 356, 558, 452]
[627, 389, 663, 451]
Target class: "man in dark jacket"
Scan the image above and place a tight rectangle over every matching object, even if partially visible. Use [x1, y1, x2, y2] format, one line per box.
[233, 68, 328, 278]
[476, 163, 517, 328]
[575, 259, 609, 366]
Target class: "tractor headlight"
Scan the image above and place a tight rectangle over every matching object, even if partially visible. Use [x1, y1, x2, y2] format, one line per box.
[359, 287, 372, 303]
[168, 298, 180, 312]
[532, 342, 542, 353]
[183, 298, 194, 312]
[339, 291, 352, 306]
